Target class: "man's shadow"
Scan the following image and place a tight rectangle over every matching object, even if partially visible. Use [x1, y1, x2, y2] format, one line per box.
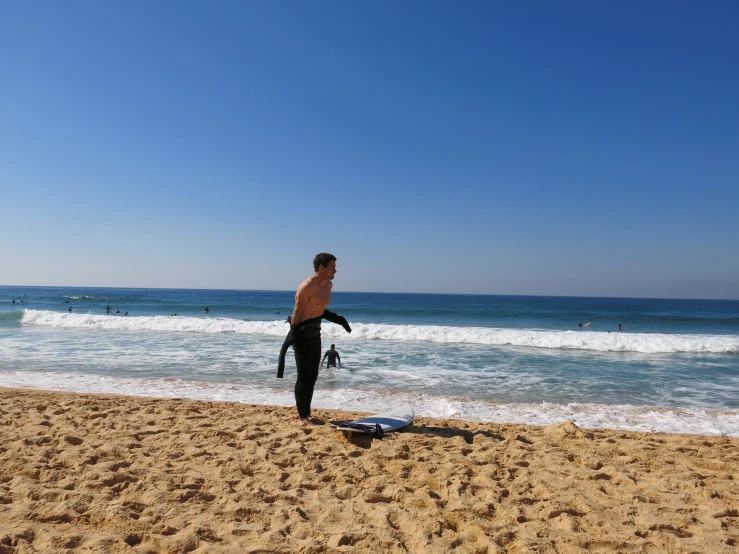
[401, 424, 506, 444]
[330, 420, 506, 449]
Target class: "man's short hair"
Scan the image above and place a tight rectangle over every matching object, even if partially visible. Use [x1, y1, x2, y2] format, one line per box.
[313, 253, 336, 272]
[330, 344, 335, 349]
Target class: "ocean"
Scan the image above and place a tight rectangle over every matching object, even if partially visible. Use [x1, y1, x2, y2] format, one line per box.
[1, 286, 738, 436]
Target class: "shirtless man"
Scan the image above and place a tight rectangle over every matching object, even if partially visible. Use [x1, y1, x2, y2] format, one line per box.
[290, 253, 338, 422]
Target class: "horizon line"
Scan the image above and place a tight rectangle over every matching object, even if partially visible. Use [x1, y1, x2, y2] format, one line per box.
[1, 283, 737, 303]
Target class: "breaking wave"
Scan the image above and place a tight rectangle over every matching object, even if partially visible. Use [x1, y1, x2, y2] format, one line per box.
[21, 310, 739, 354]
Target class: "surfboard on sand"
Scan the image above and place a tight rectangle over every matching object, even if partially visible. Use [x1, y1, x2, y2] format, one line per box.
[334, 405, 414, 438]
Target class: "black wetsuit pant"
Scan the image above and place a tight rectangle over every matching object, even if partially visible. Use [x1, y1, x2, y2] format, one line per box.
[293, 317, 322, 418]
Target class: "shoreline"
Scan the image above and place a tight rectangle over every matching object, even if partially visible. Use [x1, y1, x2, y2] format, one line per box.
[2, 375, 738, 438]
[2, 387, 738, 553]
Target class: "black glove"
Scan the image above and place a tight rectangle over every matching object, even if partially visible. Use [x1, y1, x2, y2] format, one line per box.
[322, 309, 351, 333]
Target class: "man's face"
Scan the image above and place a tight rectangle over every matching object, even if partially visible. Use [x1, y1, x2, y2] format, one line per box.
[321, 260, 337, 280]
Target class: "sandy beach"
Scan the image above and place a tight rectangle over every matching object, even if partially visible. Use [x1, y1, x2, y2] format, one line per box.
[1, 388, 738, 553]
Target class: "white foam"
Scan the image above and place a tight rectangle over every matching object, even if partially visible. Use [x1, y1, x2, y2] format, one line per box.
[21, 309, 289, 335]
[21, 310, 739, 354]
[1, 371, 737, 437]
[350, 324, 739, 354]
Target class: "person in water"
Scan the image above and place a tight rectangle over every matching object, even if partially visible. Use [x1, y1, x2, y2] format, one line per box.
[321, 344, 341, 368]
[288, 253, 350, 423]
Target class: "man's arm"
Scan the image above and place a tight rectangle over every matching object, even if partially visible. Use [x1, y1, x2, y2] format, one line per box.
[320, 352, 327, 368]
[336, 352, 341, 364]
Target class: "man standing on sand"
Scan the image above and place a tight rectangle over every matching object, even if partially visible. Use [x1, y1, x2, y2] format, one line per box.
[290, 253, 350, 422]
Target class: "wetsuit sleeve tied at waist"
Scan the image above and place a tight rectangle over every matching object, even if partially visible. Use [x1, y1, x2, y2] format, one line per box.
[276, 310, 351, 378]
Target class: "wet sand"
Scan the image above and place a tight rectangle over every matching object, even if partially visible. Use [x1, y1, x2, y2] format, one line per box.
[1, 387, 738, 553]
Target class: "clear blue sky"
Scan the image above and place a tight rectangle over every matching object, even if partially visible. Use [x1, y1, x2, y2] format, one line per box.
[2, 1, 738, 298]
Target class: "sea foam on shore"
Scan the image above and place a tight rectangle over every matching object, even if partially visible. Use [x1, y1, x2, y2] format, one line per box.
[2, 371, 738, 437]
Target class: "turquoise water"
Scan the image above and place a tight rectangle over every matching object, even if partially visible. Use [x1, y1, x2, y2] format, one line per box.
[1, 286, 738, 435]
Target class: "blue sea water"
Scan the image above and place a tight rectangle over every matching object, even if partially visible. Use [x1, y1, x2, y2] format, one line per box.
[1, 285, 738, 436]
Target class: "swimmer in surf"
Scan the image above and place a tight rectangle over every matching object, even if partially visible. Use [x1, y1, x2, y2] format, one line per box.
[321, 344, 341, 368]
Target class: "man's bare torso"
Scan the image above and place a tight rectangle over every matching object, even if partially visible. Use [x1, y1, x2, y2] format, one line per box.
[292, 276, 332, 324]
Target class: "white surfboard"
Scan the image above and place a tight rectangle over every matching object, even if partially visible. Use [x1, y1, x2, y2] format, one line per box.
[335, 405, 414, 435]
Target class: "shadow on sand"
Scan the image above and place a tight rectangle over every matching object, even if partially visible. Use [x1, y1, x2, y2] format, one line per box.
[401, 424, 506, 444]
[329, 420, 508, 448]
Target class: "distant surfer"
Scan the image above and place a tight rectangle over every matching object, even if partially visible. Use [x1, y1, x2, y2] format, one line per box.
[578, 321, 582, 327]
[106, 305, 111, 314]
[321, 344, 341, 369]
[11, 300, 15, 304]
[68, 306, 72, 312]
[204, 306, 210, 313]
[618, 323, 623, 332]
[284, 253, 351, 423]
